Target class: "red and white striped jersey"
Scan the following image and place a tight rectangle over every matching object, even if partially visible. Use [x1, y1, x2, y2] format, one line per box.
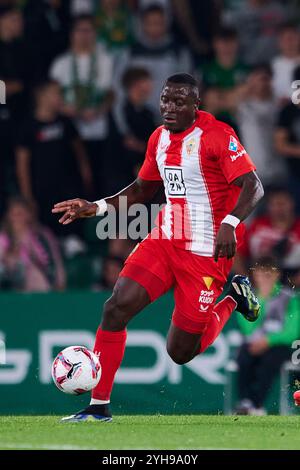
[138, 110, 256, 256]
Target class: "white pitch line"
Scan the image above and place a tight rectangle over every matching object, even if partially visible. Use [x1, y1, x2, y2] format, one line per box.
[0, 443, 244, 451]
[0, 443, 98, 450]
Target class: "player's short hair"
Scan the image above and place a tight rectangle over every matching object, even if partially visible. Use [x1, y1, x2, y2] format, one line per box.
[165, 73, 200, 99]
[122, 67, 151, 90]
[213, 27, 238, 42]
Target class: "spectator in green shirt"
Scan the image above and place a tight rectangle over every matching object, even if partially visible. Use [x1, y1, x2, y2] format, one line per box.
[95, 0, 133, 53]
[199, 27, 249, 132]
[201, 27, 248, 90]
[235, 256, 300, 415]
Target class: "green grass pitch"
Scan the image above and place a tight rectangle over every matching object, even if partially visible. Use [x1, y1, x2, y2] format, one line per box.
[0, 415, 299, 450]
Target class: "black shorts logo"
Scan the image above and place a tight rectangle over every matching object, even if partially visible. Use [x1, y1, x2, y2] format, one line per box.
[164, 167, 186, 197]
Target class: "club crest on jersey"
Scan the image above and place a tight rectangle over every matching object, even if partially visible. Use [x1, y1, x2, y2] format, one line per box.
[228, 135, 238, 152]
[186, 138, 196, 156]
[160, 140, 169, 151]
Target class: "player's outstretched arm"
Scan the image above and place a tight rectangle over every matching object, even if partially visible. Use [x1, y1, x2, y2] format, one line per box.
[52, 198, 97, 225]
[52, 178, 162, 225]
[214, 171, 264, 261]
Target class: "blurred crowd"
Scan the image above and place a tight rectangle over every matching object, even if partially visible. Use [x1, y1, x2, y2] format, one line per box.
[1, 0, 300, 293]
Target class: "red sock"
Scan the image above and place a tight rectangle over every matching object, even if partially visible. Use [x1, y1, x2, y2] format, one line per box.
[92, 328, 127, 401]
[199, 296, 236, 354]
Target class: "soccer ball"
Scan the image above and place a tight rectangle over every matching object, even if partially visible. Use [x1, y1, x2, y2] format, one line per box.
[51, 346, 101, 395]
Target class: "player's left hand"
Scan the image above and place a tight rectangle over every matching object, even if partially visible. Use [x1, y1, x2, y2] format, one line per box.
[214, 224, 237, 262]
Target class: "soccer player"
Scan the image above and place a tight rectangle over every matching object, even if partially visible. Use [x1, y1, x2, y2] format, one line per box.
[52, 73, 264, 422]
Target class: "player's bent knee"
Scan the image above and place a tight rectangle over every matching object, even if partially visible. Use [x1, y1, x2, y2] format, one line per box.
[101, 289, 139, 330]
[101, 296, 127, 330]
[166, 345, 194, 365]
[101, 277, 150, 331]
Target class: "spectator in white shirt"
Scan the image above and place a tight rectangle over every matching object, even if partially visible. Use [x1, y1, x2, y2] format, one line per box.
[50, 15, 114, 197]
[115, 4, 192, 123]
[224, 0, 290, 66]
[272, 23, 300, 106]
[236, 64, 287, 186]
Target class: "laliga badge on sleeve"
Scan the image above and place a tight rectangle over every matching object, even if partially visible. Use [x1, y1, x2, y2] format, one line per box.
[228, 135, 238, 152]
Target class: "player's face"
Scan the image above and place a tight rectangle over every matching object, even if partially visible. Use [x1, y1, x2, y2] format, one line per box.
[160, 84, 198, 133]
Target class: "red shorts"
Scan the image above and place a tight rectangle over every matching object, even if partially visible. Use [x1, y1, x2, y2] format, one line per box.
[119, 228, 233, 334]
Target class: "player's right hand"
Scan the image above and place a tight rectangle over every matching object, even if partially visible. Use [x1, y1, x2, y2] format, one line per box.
[214, 223, 237, 262]
[52, 198, 98, 225]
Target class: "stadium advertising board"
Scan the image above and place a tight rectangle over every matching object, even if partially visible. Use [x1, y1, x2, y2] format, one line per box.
[0, 292, 280, 415]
